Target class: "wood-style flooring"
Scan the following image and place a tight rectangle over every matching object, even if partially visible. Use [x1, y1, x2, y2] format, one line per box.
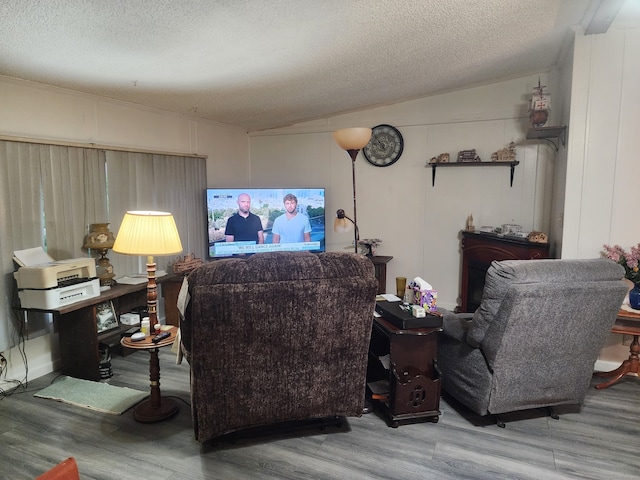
[0, 348, 639, 479]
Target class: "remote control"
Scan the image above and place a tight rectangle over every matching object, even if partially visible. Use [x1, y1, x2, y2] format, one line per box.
[151, 331, 172, 343]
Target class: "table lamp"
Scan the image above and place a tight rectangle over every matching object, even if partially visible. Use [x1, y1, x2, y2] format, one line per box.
[83, 223, 116, 286]
[112, 211, 183, 332]
[332, 127, 372, 253]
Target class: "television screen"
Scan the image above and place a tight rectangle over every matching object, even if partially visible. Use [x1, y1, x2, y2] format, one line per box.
[206, 188, 326, 258]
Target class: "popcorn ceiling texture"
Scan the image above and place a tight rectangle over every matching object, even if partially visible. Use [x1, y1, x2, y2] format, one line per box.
[0, 1, 598, 131]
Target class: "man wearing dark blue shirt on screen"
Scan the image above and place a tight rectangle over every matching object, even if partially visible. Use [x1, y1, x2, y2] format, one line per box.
[225, 193, 264, 244]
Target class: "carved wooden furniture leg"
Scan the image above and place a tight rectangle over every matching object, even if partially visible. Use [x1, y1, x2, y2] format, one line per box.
[134, 347, 180, 422]
[120, 327, 181, 422]
[595, 334, 640, 389]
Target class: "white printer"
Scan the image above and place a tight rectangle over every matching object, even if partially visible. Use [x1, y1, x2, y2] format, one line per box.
[14, 247, 101, 309]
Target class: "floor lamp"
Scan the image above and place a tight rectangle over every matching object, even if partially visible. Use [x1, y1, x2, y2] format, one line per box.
[332, 127, 372, 253]
[112, 211, 183, 331]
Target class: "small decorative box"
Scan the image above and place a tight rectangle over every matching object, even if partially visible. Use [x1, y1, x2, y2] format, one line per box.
[413, 287, 437, 313]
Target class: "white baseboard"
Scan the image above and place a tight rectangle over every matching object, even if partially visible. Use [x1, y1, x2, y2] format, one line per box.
[594, 359, 637, 375]
[0, 358, 59, 393]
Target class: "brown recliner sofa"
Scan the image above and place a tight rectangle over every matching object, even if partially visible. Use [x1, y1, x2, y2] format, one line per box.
[181, 251, 378, 442]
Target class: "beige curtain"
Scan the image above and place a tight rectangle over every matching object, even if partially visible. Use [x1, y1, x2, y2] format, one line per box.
[106, 150, 207, 277]
[0, 140, 205, 352]
[0, 141, 46, 351]
[42, 146, 107, 260]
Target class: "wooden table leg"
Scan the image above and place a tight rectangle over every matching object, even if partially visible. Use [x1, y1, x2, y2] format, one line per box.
[133, 347, 179, 422]
[594, 334, 640, 389]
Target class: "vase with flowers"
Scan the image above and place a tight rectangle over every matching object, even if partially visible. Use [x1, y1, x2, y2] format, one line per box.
[602, 244, 640, 309]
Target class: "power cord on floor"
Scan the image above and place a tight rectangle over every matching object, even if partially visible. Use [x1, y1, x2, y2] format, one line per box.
[0, 352, 28, 398]
[0, 302, 30, 399]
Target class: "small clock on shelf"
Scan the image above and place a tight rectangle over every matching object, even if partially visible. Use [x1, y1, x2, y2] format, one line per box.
[362, 124, 404, 167]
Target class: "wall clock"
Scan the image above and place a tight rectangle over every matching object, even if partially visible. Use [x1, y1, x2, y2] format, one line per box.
[362, 124, 404, 167]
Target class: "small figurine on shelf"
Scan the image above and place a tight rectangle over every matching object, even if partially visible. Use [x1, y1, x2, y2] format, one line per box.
[529, 78, 551, 128]
[457, 149, 481, 163]
[172, 253, 204, 275]
[466, 214, 475, 232]
[429, 152, 450, 164]
[492, 141, 517, 162]
[527, 231, 548, 243]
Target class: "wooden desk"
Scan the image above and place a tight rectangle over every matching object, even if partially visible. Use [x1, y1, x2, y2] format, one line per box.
[20, 275, 178, 381]
[594, 309, 640, 389]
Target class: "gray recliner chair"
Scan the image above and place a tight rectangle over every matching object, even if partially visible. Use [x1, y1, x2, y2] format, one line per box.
[438, 258, 626, 425]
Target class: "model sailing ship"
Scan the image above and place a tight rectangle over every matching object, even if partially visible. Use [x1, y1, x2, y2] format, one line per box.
[529, 78, 550, 128]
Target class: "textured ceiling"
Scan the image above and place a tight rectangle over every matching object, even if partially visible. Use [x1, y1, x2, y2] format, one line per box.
[0, 1, 626, 132]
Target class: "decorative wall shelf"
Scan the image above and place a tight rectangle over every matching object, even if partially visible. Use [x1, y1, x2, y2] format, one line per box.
[427, 161, 520, 187]
[526, 125, 567, 151]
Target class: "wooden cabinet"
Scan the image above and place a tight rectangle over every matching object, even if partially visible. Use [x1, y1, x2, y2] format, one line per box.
[459, 231, 550, 312]
[367, 316, 441, 427]
[368, 255, 392, 294]
[161, 275, 185, 326]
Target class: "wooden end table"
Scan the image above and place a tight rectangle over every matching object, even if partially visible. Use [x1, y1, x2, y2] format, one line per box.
[594, 309, 640, 389]
[121, 326, 180, 422]
[367, 316, 441, 427]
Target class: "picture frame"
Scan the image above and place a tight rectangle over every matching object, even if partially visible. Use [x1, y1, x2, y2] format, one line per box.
[96, 301, 119, 333]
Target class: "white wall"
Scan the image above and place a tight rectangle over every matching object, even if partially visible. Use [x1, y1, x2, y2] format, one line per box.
[563, 26, 640, 257]
[0, 76, 250, 186]
[0, 75, 250, 385]
[250, 74, 556, 311]
[563, 16, 640, 368]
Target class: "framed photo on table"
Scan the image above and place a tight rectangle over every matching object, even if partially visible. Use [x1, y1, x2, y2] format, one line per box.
[96, 301, 118, 333]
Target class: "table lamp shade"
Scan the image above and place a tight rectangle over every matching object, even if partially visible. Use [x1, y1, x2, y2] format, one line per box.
[113, 211, 183, 256]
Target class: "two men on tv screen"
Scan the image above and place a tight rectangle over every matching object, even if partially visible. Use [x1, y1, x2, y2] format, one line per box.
[224, 193, 311, 244]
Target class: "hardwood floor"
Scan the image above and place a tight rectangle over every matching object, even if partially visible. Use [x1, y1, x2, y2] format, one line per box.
[1, 348, 639, 480]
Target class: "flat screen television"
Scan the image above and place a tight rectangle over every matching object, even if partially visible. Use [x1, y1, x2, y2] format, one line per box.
[206, 187, 325, 258]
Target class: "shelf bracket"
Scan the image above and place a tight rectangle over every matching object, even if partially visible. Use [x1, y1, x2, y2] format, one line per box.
[509, 161, 516, 187]
[526, 125, 566, 152]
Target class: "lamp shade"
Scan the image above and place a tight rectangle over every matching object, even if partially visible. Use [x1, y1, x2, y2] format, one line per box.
[334, 217, 353, 233]
[333, 209, 354, 233]
[112, 211, 183, 256]
[332, 127, 372, 151]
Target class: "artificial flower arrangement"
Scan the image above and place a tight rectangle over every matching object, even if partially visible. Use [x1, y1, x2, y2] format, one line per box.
[358, 238, 382, 256]
[601, 244, 640, 284]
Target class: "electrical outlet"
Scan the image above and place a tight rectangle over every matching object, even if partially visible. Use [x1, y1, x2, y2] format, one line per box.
[622, 334, 633, 346]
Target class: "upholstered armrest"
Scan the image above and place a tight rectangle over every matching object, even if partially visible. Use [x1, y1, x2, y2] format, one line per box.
[440, 308, 473, 342]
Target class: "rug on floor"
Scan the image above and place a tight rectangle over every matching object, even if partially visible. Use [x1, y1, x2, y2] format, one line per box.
[34, 376, 148, 415]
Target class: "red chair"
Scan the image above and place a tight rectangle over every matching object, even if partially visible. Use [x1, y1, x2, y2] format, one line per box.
[36, 457, 79, 480]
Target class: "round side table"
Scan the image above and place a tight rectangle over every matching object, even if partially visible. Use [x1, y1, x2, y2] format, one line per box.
[121, 325, 180, 422]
